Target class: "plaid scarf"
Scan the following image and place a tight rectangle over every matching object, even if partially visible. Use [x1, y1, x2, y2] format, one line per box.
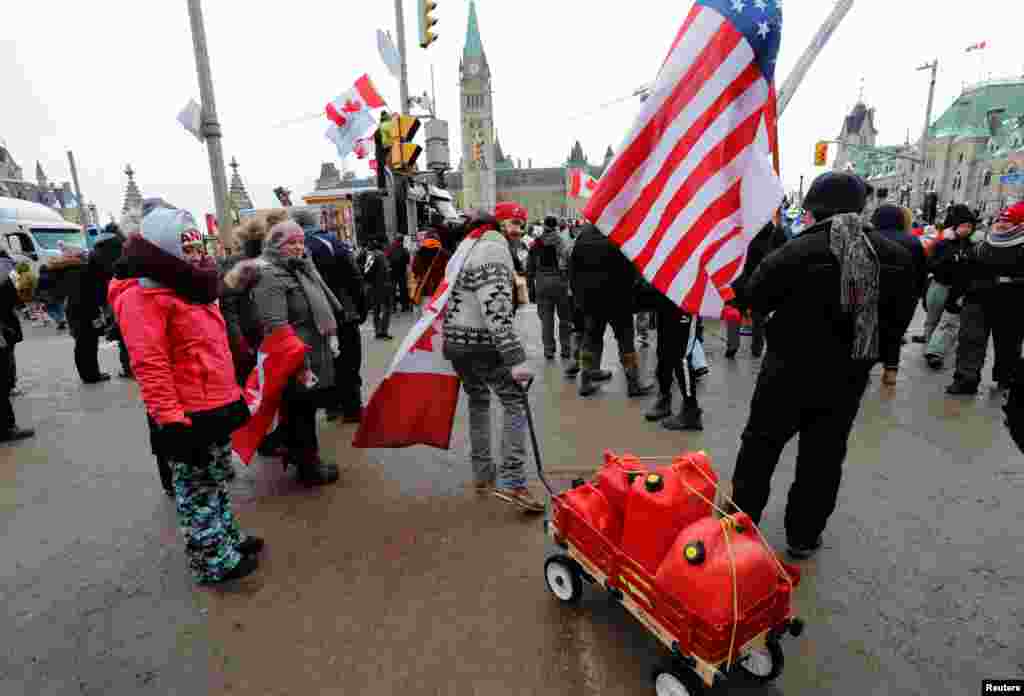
[828, 213, 881, 360]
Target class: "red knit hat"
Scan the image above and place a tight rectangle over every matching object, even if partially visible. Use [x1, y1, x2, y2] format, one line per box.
[996, 202, 1024, 226]
[495, 201, 527, 222]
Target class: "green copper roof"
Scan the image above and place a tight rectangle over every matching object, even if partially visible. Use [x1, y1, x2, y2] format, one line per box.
[464, 1, 484, 58]
[929, 80, 1024, 141]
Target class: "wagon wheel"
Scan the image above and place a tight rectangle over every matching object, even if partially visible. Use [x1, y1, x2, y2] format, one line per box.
[651, 662, 706, 696]
[735, 635, 785, 683]
[544, 555, 583, 604]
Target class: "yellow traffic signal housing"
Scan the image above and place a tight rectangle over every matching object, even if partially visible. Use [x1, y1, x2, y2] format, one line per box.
[472, 142, 481, 162]
[396, 114, 420, 143]
[419, 0, 439, 49]
[390, 142, 423, 172]
[814, 141, 829, 166]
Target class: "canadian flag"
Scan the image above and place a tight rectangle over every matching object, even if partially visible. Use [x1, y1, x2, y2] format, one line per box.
[232, 326, 308, 465]
[966, 41, 988, 52]
[568, 168, 600, 199]
[353, 227, 489, 450]
[325, 74, 386, 159]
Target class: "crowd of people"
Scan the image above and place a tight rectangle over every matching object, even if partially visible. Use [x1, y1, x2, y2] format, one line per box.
[1, 171, 1022, 584]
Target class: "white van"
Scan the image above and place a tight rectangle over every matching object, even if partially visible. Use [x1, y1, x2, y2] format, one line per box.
[0, 196, 86, 271]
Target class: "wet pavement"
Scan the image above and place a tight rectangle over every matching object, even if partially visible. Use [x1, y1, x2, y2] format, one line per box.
[2, 307, 1021, 695]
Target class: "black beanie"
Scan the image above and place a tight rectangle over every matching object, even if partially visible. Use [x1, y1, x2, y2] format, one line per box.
[943, 203, 976, 230]
[544, 215, 558, 229]
[803, 172, 870, 218]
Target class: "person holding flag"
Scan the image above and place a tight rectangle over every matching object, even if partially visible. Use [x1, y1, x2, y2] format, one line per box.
[442, 207, 542, 512]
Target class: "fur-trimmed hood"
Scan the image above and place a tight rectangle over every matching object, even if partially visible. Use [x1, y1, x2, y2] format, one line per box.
[223, 257, 270, 292]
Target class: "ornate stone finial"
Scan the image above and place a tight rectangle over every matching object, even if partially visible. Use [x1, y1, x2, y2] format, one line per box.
[122, 165, 143, 214]
[230, 156, 239, 173]
[125, 164, 135, 181]
[228, 157, 254, 210]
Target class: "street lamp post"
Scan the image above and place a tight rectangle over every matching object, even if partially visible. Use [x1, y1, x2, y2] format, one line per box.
[186, 0, 232, 249]
[912, 60, 938, 210]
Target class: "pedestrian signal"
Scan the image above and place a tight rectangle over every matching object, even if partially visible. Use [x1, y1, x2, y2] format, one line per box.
[814, 141, 829, 167]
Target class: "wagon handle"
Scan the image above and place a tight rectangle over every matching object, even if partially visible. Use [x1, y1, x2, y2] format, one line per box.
[518, 377, 555, 497]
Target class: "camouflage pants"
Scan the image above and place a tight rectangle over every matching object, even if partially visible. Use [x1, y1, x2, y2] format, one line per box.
[172, 439, 244, 583]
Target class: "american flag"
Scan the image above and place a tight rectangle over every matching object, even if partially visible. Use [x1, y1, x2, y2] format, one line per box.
[583, 0, 784, 318]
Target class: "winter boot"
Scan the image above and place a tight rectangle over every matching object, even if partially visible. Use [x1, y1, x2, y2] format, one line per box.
[623, 352, 655, 398]
[578, 350, 600, 397]
[588, 342, 613, 382]
[645, 392, 672, 421]
[564, 335, 582, 378]
[662, 405, 704, 431]
[946, 378, 979, 396]
[294, 450, 340, 486]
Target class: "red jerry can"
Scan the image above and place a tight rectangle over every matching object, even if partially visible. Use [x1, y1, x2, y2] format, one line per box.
[595, 450, 647, 514]
[562, 484, 624, 544]
[620, 452, 719, 574]
[656, 512, 781, 630]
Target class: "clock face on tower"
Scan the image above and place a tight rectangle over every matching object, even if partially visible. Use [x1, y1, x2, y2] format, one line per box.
[469, 63, 480, 76]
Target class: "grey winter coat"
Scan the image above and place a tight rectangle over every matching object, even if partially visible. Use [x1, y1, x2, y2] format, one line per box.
[252, 262, 335, 389]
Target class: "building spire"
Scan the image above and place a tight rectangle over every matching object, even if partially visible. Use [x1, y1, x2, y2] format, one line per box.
[35, 161, 47, 186]
[228, 157, 254, 210]
[121, 164, 143, 214]
[464, 0, 485, 59]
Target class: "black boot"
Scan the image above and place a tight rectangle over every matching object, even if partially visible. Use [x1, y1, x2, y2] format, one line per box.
[645, 393, 672, 421]
[663, 405, 703, 431]
[946, 378, 979, 395]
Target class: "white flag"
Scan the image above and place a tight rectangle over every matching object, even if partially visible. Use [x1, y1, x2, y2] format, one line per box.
[177, 99, 205, 143]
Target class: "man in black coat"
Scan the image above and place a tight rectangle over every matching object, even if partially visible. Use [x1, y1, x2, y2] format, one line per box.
[386, 238, 411, 313]
[67, 240, 120, 385]
[307, 223, 368, 422]
[0, 255, 34, 442]
[730, 172, 917, 559]
[362, 238, 393, 339]
[946, 202, 1024, 394]
[869, 204, 926, 384]
[569, 224, 653, 398]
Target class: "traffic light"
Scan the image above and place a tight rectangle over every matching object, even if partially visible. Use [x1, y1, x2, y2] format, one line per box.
[814, 141, 829, 167]
[389, 114, 423, 173]
[472, 142, 481, 162]
[418, 0, 439, 49]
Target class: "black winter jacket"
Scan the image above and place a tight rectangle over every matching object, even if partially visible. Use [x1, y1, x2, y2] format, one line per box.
[569, 224, 636, 313]
[747, 218, 917, 371]
[308, 233, 367, 323]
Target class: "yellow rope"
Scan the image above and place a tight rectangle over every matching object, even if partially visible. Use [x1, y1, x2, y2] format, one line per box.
[720, 517, 740, 671]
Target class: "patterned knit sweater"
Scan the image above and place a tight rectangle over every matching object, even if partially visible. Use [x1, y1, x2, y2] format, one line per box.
[442, 230, 526, 367]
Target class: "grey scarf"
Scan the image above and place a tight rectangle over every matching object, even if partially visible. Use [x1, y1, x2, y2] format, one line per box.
[262, 247, 342, 337]
[828, 213, 881, 361]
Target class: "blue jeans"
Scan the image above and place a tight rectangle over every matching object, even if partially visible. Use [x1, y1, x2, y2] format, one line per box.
[45, 301, 65, 324]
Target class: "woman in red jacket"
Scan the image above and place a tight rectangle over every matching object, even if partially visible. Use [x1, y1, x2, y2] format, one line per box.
[110, 208, 263, 585]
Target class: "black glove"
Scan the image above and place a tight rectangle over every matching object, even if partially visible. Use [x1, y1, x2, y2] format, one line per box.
[1005, 363, 1024, 455]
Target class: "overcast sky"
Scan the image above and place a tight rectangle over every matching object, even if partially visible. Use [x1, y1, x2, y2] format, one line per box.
[2, 1, 1021, 225]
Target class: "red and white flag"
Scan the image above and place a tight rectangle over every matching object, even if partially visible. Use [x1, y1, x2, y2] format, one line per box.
[353, 228, 489, 450]
[568, 168, 600, 199]
[205, 213, 219, 237]
[232, 326, 308, 465]
[583, 0, 784, 319]
[325, 74, 387, 159]
[966, 41, 987, 52]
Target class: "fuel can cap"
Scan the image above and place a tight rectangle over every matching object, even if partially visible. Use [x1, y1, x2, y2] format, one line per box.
[644, 473, 664, 492]
[683, 540, 706, 564]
